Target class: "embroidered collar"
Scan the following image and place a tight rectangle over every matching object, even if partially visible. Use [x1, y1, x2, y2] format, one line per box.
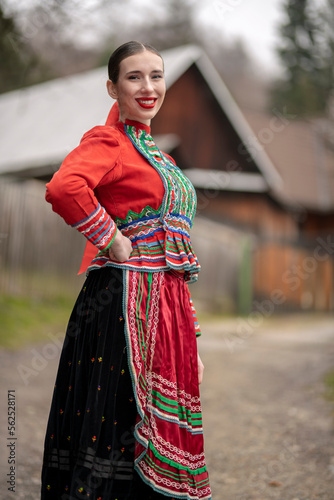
[123, 123, 197, 226]
[117, 119, 151, 135]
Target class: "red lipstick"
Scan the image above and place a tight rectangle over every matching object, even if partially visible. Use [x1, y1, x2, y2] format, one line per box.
[135, 98, 157, 109]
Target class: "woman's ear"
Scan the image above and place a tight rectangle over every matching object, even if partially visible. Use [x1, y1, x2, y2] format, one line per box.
[107, 80, 118, 99]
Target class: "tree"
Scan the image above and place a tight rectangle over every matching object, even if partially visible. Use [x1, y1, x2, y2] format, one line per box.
[132, 0, 200, 51]
[0, 4, 36, 93]
[319, 0, 334, 117]
[271, 0, 334, 117]
[0, 0, 109, 88]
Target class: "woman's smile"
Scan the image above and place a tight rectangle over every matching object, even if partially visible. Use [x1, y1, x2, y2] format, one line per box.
[107, 50, 166, 125]
[135, 97, 158, 108]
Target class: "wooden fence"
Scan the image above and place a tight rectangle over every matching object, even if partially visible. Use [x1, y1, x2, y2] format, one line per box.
[253, 240, 334, 313]
[0, 178, 333, 313]
[0, 179, 246, 310]
[0, 178, 85, 297]
[190, 217, 252, 314]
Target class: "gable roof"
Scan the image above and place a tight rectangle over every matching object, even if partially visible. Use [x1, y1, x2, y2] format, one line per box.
[162, 46, 283, 191]
[0, 67, 111, 177]
[242, 108, 334, 213]
[0, 44, 282, 190]
[4, 45, 332, 214]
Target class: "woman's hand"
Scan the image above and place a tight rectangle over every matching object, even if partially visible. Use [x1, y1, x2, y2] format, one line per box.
[197, 353, 204, 385]
[108, 230, 132, 262]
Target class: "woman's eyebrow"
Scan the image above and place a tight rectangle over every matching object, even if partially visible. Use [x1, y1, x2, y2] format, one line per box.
[125, 69, 164, 76]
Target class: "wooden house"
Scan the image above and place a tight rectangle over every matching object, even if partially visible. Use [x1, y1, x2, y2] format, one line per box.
[0, 45, 333, 311]
[153, 46, 334, 312]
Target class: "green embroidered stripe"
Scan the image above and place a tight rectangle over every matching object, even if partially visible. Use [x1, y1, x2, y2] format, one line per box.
[142, 414, 149, 427]
[122, 226, 162, 237]
[143, 454, 211, 492]
[115, 205, 161, 226]
[144, 454, 191, 482]
[152, 390, 179, 407]
[191, 415, 203, 423]
[152, 392, 202, 424]
[152, 398, 188, 420]
[166, 220, 191, 231]
[136, 273, 145, 359]
[145, 273, 153, 331]
[138, 373, 147, 390]
[130, 247, 163, 257]
[152, 404, 203, 428]
[165, 241, 188, 252]
[151, 391, 203, 426]
[146, 442, 209, 476]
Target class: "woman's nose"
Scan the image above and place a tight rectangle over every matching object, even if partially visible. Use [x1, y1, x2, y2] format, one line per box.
[141, 77, 154, 93]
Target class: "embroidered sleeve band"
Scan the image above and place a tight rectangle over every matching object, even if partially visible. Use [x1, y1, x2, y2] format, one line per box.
[72, 203, 117, 251]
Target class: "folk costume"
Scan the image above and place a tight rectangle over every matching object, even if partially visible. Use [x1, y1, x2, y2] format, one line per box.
[41, 102, 212, 500]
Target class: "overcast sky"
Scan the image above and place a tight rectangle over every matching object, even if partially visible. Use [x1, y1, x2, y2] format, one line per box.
[19, 0, 287, 72]
[112, 0, 288, 75]
[6, 0, 327, 76]
[198, 0, 286, 74]
[199, 0, 328, 73]
[116, 0, 286, 73]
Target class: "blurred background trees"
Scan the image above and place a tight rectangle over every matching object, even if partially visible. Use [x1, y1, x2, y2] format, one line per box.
[271, 0, 334, 117]
[0, 0, 263, 111]
[0, 0, 333, 119]
[0, 3, 51, 92]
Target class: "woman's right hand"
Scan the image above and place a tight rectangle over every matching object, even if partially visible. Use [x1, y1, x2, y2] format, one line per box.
[108, 230, 133, 262]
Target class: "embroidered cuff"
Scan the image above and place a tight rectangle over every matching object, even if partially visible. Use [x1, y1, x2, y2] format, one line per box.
[72, 203, 117, 250]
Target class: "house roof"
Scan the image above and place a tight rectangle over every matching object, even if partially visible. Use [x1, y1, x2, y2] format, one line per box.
[0, 67, 111, 176]
[159, 45, 283, 192]
[242, 108, 334, 213]
[0, 44, 281, 188]
[183, 169, 268, 193]
[1, 44, 331, 213]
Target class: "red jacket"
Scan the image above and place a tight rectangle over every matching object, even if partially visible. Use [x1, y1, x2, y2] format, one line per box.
[46, 118, 200, 281]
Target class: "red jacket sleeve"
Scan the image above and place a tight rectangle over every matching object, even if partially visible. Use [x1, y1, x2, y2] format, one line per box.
[46, 126, 122, 251]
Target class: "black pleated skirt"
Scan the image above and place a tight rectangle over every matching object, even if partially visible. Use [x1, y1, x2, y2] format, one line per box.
[41, 267, 169, 499]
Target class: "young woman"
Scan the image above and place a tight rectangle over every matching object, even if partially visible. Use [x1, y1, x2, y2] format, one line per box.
[41, 41, 211, 500]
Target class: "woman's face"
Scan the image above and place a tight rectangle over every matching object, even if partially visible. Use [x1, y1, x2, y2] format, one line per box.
[107, 50, 166, 126]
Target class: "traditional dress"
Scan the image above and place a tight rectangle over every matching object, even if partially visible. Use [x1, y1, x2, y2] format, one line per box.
[41, 104, 212, 500]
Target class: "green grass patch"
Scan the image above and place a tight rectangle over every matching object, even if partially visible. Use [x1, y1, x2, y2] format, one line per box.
[0, 294, 74, 350]
[324, 369, 334, 402]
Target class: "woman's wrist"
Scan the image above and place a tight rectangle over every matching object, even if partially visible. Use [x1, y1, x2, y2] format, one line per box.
[108, 229, 133, 262]
[109, 228, 123, 248]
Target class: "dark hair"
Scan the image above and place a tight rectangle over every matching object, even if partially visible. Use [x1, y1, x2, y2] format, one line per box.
[108, 40, 163, 83]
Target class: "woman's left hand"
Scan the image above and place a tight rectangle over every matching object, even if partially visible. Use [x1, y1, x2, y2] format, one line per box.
[197, 353, 204, 385]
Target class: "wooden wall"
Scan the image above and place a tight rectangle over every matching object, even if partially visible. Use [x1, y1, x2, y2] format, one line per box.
[196, 190, 299, 241]
[152, 66, 259, 174]
[0, 178, 332, 312]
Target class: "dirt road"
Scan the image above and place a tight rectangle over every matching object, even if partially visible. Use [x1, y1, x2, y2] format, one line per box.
[1, 313, 334, 499]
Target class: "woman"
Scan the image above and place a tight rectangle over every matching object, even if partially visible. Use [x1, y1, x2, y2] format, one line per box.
[41, 41, 211, 500]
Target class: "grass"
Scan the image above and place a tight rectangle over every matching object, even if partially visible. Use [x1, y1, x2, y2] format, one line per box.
[324, 369, 334, 402]
[0, 294, 74, 349]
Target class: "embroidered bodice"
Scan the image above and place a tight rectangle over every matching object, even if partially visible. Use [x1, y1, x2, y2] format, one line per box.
[45, 119, 201, 282]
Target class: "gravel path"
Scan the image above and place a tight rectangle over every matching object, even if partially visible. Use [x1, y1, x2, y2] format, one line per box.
[0, 313, 334, 500]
